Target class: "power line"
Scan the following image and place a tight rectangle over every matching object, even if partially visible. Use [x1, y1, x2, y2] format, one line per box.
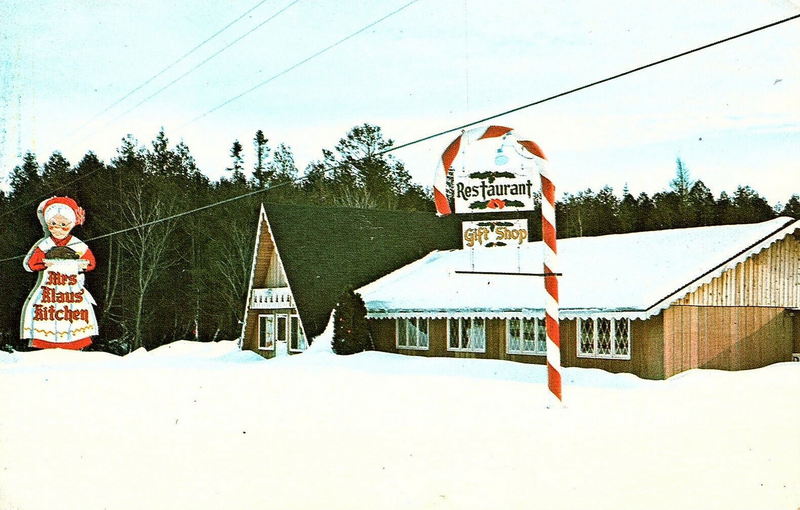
[2, 12, 798, 265]
[0, 161, 105, 220]
[67, 0, 275, 140]
[0, 1, 419, 227]
[186, 0, 422, 125]
[87, 0, 302, 140]
[389, 12, 800, 153]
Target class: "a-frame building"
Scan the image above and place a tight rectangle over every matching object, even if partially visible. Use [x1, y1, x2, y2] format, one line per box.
[240, 203, 461, 357]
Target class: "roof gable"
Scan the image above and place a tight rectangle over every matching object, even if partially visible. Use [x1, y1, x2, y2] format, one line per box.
[260, 203, 462, 337]
[359, 217, 800, 320]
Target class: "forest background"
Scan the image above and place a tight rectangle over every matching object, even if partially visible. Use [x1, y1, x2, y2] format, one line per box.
[1, 124, 796, 354]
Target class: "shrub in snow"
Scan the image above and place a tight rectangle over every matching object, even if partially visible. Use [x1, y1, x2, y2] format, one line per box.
[87, 337, 130, 356]
[332, 290, 372, 355]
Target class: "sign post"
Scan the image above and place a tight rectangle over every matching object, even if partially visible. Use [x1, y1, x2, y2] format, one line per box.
[434, 125, 562, 405]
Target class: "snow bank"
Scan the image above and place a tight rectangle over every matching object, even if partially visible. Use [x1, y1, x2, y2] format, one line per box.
[1, 341, 798, 510]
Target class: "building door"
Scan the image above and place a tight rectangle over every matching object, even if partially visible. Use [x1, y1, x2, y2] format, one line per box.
[276, 314, 289, 355]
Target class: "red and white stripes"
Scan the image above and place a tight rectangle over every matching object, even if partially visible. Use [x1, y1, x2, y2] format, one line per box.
[433, 125, 515, 216]
[435, 126, 562, 404]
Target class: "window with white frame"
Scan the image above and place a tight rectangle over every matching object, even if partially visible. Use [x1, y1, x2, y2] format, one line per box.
[507, 318, 547, 355]
[396, 318, 429, 349]
[289, 315, 307, 352]
[258, 314, 276, 350]
[577, 317, 631, 359]
[448, 318, 486, 352]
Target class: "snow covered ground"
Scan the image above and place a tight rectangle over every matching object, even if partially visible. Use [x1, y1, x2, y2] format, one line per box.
[1, 339, 798, 510]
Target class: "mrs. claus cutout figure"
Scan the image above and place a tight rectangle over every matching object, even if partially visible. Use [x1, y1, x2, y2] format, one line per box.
[20, 196, 98, 350]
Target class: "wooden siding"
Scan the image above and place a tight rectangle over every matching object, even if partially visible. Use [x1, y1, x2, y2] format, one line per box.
[675, 235, 800, 308]
[243, 217, 295, 358]
[794, 313, 800, 354]
[369, 315, 665, 380]
[251, 219, 288, 288]
[663, 306, 793, 377]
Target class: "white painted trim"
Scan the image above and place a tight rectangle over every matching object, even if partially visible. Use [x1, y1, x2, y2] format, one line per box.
[646, 218, 800, 316]
[576, 317, 631, 360]
[395, 317, 430, 351]
[275, 313, 289, 345]
[239, 205, 267, 349]
[289, 314, 308, 352]
[257, 314, 276, 351]
[505, 317, 547, 356]
[366, 309, 649, 321]
[446, 317, 487, 353]
[262, 207, 309, 346]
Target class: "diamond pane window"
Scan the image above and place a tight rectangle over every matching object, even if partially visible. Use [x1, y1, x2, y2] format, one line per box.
[614, 320, 629, 356]
[522, 319, 536, 352]
[579, 319, 594, 355]
[397, 318, 429, 350]
[506, 318, 546, 355]
[577, 318, 632, 360]
[597, 319, 612, 355]
[508, 319, 521, 352]
[536, 318, 547, 353]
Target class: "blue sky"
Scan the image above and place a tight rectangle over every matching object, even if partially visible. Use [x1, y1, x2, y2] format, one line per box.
[1, 0, 798, 205]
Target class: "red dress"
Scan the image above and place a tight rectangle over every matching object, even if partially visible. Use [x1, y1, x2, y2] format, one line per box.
[23, 235, 97, 350]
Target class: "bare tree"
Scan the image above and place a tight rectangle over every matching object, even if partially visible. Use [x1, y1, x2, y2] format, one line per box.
[116, 180, 178, 351]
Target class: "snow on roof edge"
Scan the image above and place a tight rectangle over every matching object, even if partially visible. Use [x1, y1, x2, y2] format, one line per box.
[644, 217, 800, 316]
[366, 308, 651, 320]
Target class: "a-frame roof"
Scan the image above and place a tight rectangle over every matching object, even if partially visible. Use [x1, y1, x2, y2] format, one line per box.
[257, 203, 462, 339]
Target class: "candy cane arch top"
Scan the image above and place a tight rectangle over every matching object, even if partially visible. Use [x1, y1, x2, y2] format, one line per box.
[434, 125, 562, 403]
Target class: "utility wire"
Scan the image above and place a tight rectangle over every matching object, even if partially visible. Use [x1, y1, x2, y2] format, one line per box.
[186, 0, 422, 125]
[2, 12, 798, 265]
[92, 0, 302, 136]
[389, 12, 800, 152]
[0, 0, 417, 223]
[0, 162, 105, 220]
[67, 0, 274, 139]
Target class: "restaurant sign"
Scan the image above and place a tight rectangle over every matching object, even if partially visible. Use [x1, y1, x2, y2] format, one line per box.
[453, 131, 537, 214]
[462, 219, 529, 249]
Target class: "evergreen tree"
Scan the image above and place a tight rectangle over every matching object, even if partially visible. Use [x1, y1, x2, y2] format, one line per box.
[715, 191, 734, 224]
[670, 157, 693, 200]
[332, 290, 372, 355]
[618, 186, 639, 233]
[730, 186, 775, 224]
[252, 130, 271, 187]
[687, 180, 716, 226]
[226, 140, 246, 184]
[41, 152, 72, 183]
[9, 151, 42, 197]
[781, 195, 800, 218]
[306, 124, 414, 209]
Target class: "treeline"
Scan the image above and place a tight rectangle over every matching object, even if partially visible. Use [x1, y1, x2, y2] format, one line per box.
[0, 124, 796, 353]
[0, 124, 427, 353]
[557, 159, 799, 238]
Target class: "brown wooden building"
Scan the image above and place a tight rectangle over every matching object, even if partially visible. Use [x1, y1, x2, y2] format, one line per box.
[240, 203, 461, 358]
[358, 217, 800, 379]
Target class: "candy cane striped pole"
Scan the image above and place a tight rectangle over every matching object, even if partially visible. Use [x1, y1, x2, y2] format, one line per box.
[518, 139, 561, 405]
[435, 126, 562, 405]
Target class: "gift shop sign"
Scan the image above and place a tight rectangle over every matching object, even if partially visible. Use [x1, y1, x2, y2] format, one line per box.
[462, 219, 528, 249]
[453, 135, 537, 214]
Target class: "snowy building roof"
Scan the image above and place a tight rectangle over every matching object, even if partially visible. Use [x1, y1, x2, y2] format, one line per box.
[358, 217, 800, 320]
